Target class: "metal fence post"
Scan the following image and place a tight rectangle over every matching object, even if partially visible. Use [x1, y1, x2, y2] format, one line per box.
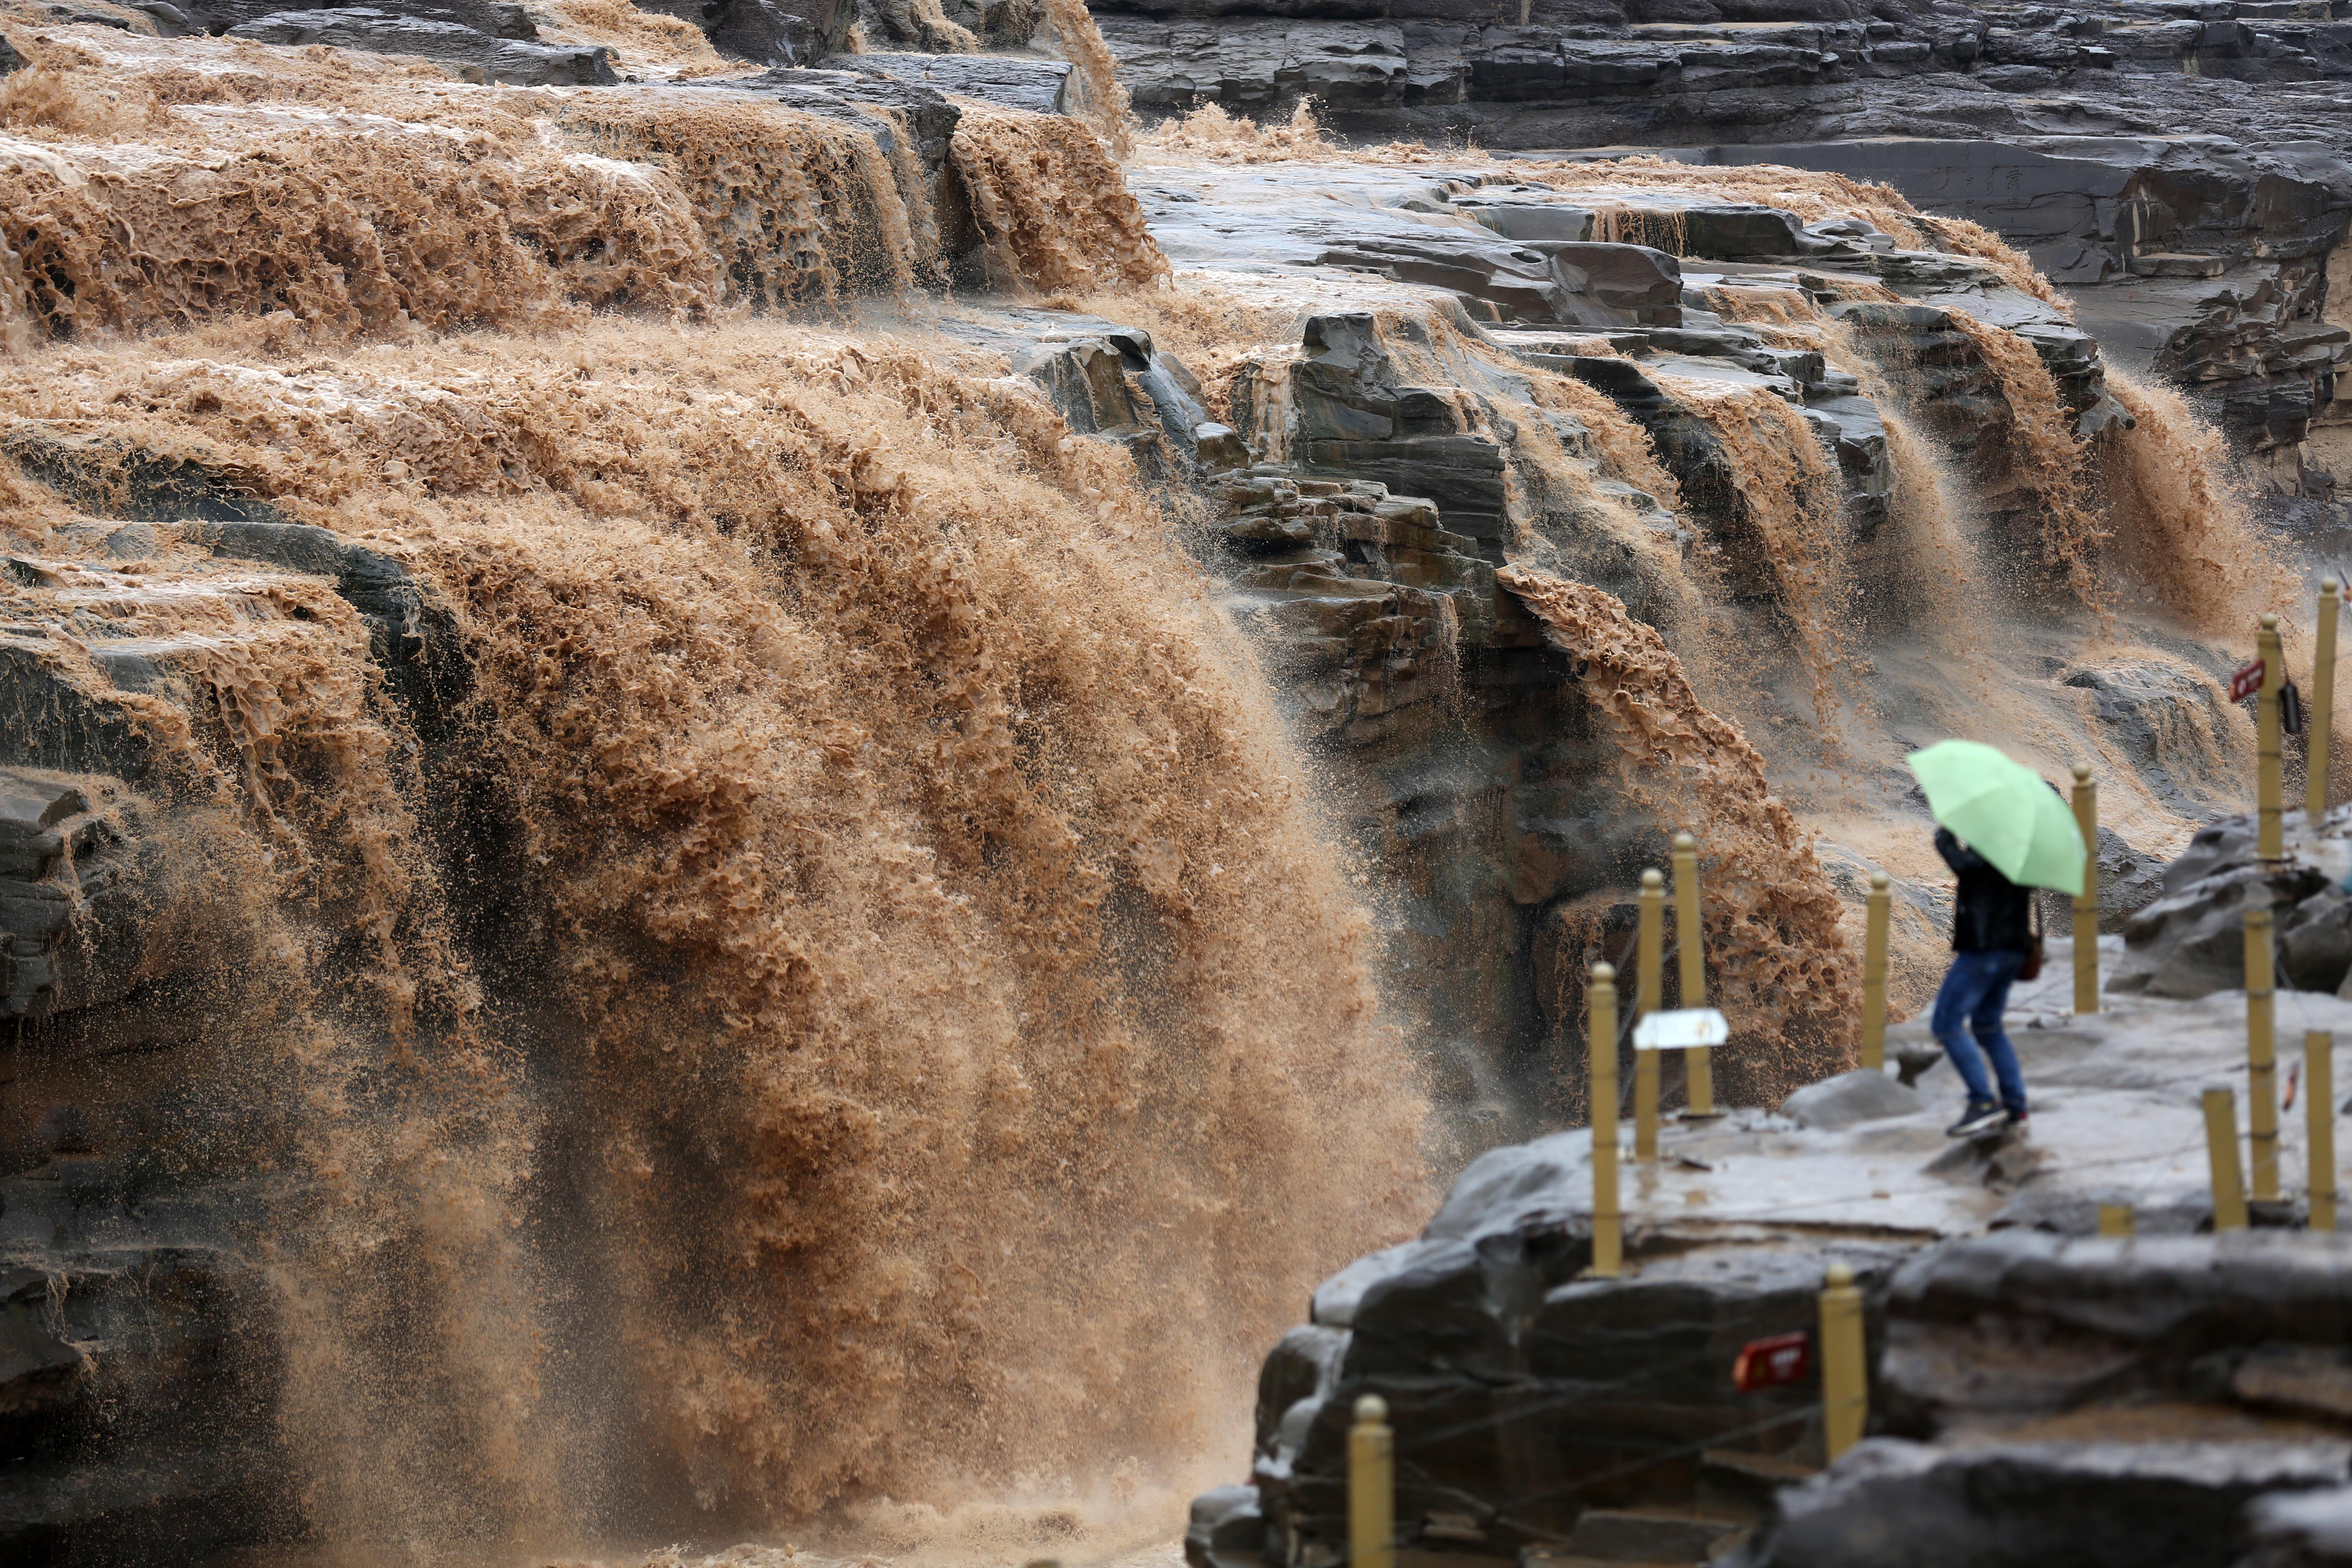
[1673, 833, 1715, 1118]
[2312, 579, 2339, 824]
[2311, 1030, 2337, 1233]
[1350, 1395, 1394, 1568]
[2248, 905, 2280, 1202]
[2205, 1086, 2250, 1232]
[1637, 869, 1664, 1160]
[1860, 871, 1890, 1073]
[1590, 961, 1622, 1277]
[1819, 1263, 1866, 1461]
[2261, 611, 2285, 860]
[2072, 765, 2098, 1014]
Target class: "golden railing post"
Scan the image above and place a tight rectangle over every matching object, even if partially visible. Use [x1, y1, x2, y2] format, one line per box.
[1589, 962, 1622, 1277]
[2311, 578, 2340, 824]
[1635, 869, 1664, 1160]
[2205, 1086, 2250, 1232]
[1349, 1394, 1394, 1568]
[2071, 765, 2099, 1014]
[1859, 871, 1890, 1073]
[2311, 1030, 2338, 1233]
[1819, 1263, 1866, 1461]
[2097, 1203, 2135, 1238]
[1673, 832, 1715, 1118]
[2260, 610, 2285, 860]
[2248, 904, 2280, 1203]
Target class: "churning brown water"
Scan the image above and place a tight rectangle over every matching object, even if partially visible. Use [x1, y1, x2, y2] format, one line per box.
[0, 32, 1425, 1550]
[1499, 566, 1859, 1101]
[4, 321, 1431, 1548]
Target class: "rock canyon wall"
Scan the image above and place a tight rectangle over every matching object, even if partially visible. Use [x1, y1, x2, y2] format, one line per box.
[0, 3, 2333, 1563]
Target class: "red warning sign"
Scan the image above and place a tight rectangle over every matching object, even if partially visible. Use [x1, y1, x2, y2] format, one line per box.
[1733, 1332, 1811, 1392]
[2232, 659, 2267, 702]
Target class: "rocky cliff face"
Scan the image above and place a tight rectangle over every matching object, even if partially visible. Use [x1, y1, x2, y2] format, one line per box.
[1100, 0, 2352, 501]
[0, 4, 2330, 1562]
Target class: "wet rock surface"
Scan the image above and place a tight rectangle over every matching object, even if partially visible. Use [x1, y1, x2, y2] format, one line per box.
[0, 13, 2337, 1554]
[2112, 810, 2352, 997]
[225, 5, 618, 82]
[1880, 1231, 2352, 1435]
[1102, 0, 2352, 495]
[1732, 1437, 2352, 1568]
[1202, 929, 2352, 1567]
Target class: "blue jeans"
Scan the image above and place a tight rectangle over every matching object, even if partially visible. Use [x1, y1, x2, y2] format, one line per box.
[1931, 948, 2028, 1113]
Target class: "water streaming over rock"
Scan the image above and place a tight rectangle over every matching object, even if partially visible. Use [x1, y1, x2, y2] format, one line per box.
[0, 323, 1428, 1545]
[1650, 374, 1849, 733]
[1040, 0, 1133, 158]
[1943, 310, 2110, 603]
[1497, 565, 1858, 1101]
[4, 53, 2332, 1557]
[0, 32, 1408, 1548]
[951, 103, 1165, 292]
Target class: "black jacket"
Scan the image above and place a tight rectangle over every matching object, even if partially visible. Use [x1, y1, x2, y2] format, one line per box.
[1936, 827, 2035, 953]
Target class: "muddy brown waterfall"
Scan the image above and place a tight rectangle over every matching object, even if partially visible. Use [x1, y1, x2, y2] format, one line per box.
[6, 17, 2341, 1565]
[2, 329, 1430, 1543]
[0, 32, 1427, 1552]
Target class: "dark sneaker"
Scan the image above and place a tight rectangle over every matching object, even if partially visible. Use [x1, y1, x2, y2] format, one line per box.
[1947, 1101, 2007, 1138]
[2006, 1107, 2030, 1131]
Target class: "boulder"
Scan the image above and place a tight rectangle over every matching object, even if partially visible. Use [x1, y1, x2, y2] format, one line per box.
[1780, 1070, 1923, 1131]
[629, 0, 850, 65]
[2094, 826, 2169, 935]
[1532, 242, 1684, 327]
[1234, 1130, 1915, 1561]
[816, 50, 1071, 113]
[1310, 230, 1579, 325]
[1879, 1230, 2352, 1438]
[2112, 814, 2332, 998]
[226, 7, 616, 84]
[1186, 1483, 1268, 1568]
[1730, 1438, 2352, 1568]
[2250, 1486, 2352, 1567]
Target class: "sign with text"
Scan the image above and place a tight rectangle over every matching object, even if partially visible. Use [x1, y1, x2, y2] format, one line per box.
[1733, 1332, 1811, 1392]
[1633, 1007, 1729, 1051]
[2232, 659, 2267, 702]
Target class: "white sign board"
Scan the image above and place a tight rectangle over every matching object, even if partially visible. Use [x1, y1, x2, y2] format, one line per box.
[1633, 1007, 1729, 1051]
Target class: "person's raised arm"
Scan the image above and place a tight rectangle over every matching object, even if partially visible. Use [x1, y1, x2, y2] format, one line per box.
[1935, 826, 1986, 878]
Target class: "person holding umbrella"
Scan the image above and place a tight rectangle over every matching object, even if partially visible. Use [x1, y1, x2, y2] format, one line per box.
[1905, 741, 2089, 1139]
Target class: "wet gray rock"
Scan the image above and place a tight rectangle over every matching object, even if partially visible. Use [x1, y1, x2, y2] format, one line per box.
[2095, 824, 2169, 934]
[1780, 1069, 1922, 1130]
[2249, 1485, 2352, 1567]
[1187, 1483, 1267, 1568]
[701, 68, 975, 279]
[1730, 1437, 2352, 1568]
[0, 643, 161, 786]
[0, 770, 152, 1021]
[626, 0, 849, 65]
[2059, 663, 2245, 820]
[0, 1159, 285, 1562]
[225, 5, 617, 82]
[1, 426, 280, 527]
[2284, 886, 2352, 996]
[815, 49, 1071, 113]
[2111, 813, 2335, 998]
[1879, 1230, 2352, 1437]
[1106, 2, 2352, 490]
[184, 521, 466, 741]
[1661, 136, 2352, 489]
[1233, 1130, 1913, 1561]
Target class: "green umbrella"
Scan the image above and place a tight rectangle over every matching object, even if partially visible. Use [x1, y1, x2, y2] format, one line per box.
[1905, 739, 2086, 897]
